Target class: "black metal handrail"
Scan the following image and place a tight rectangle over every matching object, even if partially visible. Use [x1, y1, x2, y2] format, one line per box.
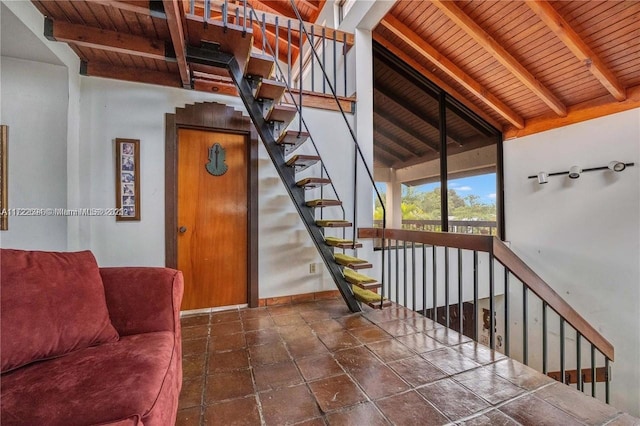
[286, 0, 387, 303]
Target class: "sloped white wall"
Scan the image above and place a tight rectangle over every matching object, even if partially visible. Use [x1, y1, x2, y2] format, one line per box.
[504, 108, 640, 416]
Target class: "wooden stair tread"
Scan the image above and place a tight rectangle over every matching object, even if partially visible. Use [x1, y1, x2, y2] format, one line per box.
[306, 199, 342, 208]
[296, 177, 331, 188]
[246, 52, 275, 79]
[335, 253, 368, 265]
[316, 219, 352, 228]
[267, 104, 297, 123]
[344, 268, 377, 284]
[277, 130, 310, 145]
[324, 237, 361, 248]
[255, 79, 285, 102]
[286, 154, 321, 171]
[353, 286, 390, 309]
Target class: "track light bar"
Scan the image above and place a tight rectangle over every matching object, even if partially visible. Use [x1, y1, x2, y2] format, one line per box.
[527, 162, 635, 182]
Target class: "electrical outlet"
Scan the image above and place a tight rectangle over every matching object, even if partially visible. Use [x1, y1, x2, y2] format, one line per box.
[309, 263, 317, 274]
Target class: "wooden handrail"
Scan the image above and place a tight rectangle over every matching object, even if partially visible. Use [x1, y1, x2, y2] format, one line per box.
[492, 238, 614, 361]
[358, 227, 614, 361]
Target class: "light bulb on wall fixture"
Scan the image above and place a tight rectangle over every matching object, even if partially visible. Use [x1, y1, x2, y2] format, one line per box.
[537, 172, 548, 184]
[608, 161, 626, 172]
[568, 166, 582, 179]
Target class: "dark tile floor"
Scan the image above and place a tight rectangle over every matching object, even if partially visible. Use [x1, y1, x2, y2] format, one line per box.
[177, 298, 635, 425]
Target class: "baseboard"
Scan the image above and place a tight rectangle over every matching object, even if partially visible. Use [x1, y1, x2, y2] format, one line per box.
[259, 290, 341, 307]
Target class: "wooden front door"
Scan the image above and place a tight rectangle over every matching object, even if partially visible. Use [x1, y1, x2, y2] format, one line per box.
[177, 128, 248, 310]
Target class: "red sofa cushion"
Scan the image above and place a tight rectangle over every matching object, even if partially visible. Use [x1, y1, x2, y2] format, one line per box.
[0, 332, 176, 425]
[0, 249, 119, 373]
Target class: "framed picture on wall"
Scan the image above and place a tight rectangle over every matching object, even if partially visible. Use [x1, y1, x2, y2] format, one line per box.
[0, 125, 7, 231]
[115, 138, 140, 221]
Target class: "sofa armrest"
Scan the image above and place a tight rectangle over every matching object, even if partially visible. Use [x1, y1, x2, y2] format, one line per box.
[100, 267, 183, 337]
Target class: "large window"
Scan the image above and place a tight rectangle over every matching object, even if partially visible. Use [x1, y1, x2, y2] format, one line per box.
[373, 42, 503, 237]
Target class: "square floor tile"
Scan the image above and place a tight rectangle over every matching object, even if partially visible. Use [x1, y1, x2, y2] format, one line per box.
[309, 319, 345, 336]
[296, 353, 344, 381]
[461, 409, 520, 425]
[277, 324, 315, 342]
[403, 316, 441, 332]
[183, 337, 208, 357]
[489, 359, 554, 391]
[210, 311, 240, 324]
[176, 406, 202, 426]
[396, 333, 444, 354]
[453, 367, 525, 405]
[421, 347, 481, 375]
[208, 348, 249, 373]
[376, 320, 418, 337]
[376, 391, 449, 425]
[259, 384, 321, 425]
[240, 307, 270, 319]
[325, 402, 390, 426]
[349, 365, 409, 400]
[242, 316, 275, 331]
[210, 320, 242, 337]
[205, 369, 254, 403]
[417, 379, 489, 420]
[308, 374, 368, 412]
[272, 313, 307, 326]
[183, 325, 210, 341]
[248, 341, 290, 365]
[253, 360, 304, 391]
[286, 336, 330, 358]
[210, 332, 246, 352]
[335, 314, 373, 330]
[319, 331, 362, 352]
[387, 355, 446, 387]
[204, 396, 260, 425]
[499, 394, 583, 426]
[181, 314, 210, 328]
[366, 339, 414, 362]
[244, 329, 280, 346]
[452, 341, 506, 365]
[349, 325, 392, 344]
[425, 327, 471, 345]
[183, 354, 207, 380]
[179, 378, 205, 409]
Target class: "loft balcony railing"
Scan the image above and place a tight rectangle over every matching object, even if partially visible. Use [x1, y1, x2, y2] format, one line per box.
[359, 227, 614, 404]
[374, 219, 498, 236]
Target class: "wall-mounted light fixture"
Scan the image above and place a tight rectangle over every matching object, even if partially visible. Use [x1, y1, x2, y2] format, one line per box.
[528, 161, 635, 184]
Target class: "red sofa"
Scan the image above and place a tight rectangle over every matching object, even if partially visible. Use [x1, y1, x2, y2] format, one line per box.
[0, 249, 183, 425]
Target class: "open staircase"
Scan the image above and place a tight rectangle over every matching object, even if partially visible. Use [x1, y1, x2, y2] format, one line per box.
[184, 11, 389, 312]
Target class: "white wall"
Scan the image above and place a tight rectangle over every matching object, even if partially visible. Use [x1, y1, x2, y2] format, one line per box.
[0, 57, 68, 250]
[504, 108, 640, 416]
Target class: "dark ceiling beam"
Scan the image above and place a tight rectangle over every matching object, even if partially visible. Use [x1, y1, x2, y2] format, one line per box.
[526, 0, 625, 101]
[393, 137, 493, 170]
[81, 61, 181, 87]
[163, 0, 191, 88]
[249, 0, 296, 19]
[378, 16, 525, 129]
[374, 146, 400, 167]
[374, 110, 436, 156]
[373, 137, 410, 162]
[374, 86, 453, 150]
[93, 1, 167, 19]
[373, 123, 426, 162]
[431, 0, 567, 117]
[44, 18, 175, 62]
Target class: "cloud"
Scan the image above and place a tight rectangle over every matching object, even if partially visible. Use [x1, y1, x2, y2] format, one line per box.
[457, 186, 472, 191]
[488, 193, 497, 199]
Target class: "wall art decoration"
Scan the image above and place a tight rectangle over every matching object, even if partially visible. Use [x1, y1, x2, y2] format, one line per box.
[0, 125, 7, 231]
[115, 138, 140, 221]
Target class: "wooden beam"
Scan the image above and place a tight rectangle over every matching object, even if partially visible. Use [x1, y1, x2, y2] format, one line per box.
[374, 144, 406, 163]
[373, 33, 503, 132]
[193, 78, 239, 96]
[379, 17, 524, 129]
[525, 0, 626, 102]
[81, 61, 182, 87]
[300, 0, 319, 11]
[504, 84, 640, 140]
[374, 113, 429, 157]
[44, 18, 174, 62]
[93, 0, 167, 18]
[431, 0, 567, 117]
[282, 89, 355, 114]
[163, 0, 191, 88]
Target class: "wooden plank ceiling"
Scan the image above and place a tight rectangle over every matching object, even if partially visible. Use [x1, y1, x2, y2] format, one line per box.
[373, 0, 640, 167]
[32, 0, 326, 92]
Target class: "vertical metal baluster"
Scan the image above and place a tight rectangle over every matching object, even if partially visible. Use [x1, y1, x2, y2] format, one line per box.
[523, 285, 528, 365]
[458, 249, 463, 335]
[333, 31, 337, 95]
[504, 269, 509, 357]
[576, 332, 582, 391]
[299, 20, 303, 132]
[473, 251, 478, 340]
[445, 248, 450, 329]
[412, 242, 416, 311]
[343, 32, 347, 97]
[387, 238, 392, 302]
[242, 0, 247, 33]
[322, 28, 326, 94]
[542, 301, 548, 374]
[591, 344, 596, 397]
[489, 254, 495, 350]
[205, 0, 211, 23]
[422, 244, 427, 317]
[403, 240, 408, 307]
[395, 239, 399, 304]
[275, 17, 279, 79]
[560, 318, 566, 384]
[189, 0, 195, 16]
[432, 246, 437, 322]
[235, 8, 239, 26]
[287, 20, 292, 87]
[262, 14, 266, 53]
[605, 357, 610, 404]
[310, 27, 315, 92]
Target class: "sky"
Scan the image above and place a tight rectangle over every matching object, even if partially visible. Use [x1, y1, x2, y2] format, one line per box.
[376, 173, 497, 205]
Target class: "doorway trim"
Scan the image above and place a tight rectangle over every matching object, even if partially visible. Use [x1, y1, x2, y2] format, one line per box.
[165, 102, 259, 307]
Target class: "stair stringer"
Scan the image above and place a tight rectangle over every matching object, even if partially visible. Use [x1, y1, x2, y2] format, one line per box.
[186, 45, 362, 312]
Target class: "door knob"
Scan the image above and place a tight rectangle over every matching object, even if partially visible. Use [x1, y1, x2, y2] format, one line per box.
[179, 226, 187, 233]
